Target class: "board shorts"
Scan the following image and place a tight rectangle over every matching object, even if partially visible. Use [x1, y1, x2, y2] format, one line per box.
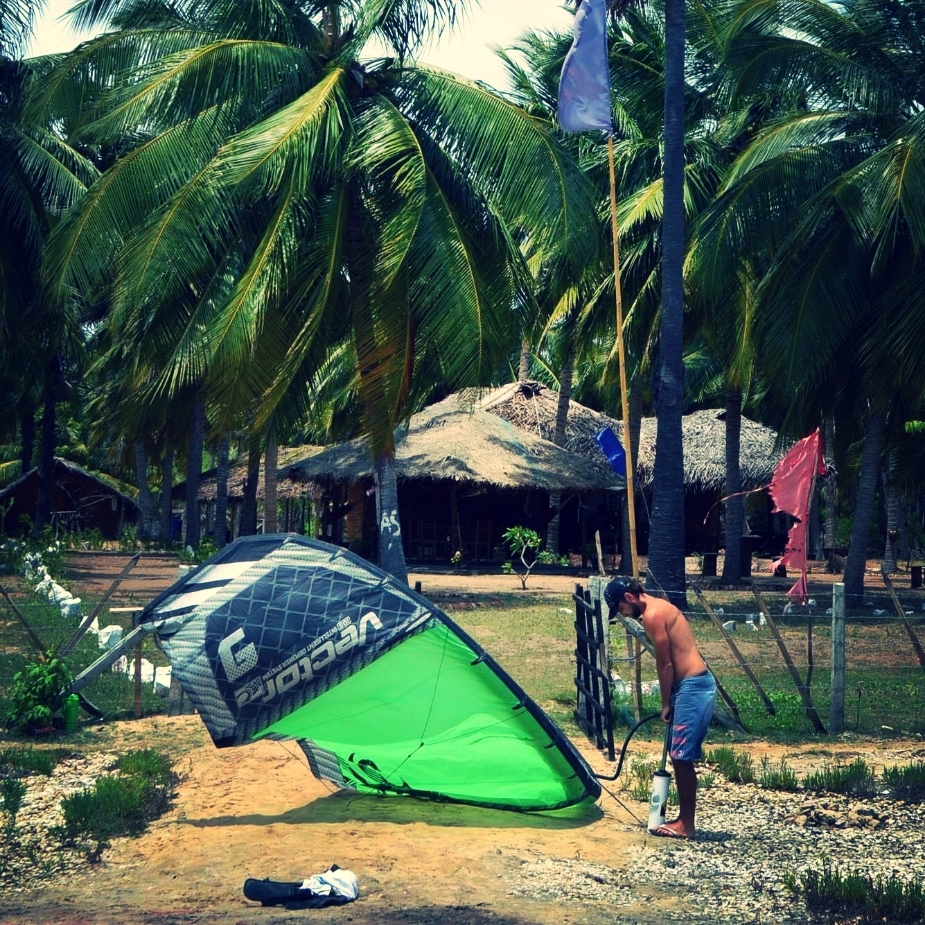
[669, 671, 716, 762]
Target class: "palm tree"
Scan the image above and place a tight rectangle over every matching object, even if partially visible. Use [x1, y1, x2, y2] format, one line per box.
[691, 0, 925, 603]
[1, 38, 96, 531]
[39, 0, 600, 581]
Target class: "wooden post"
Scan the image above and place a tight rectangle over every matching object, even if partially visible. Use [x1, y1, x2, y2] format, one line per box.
[134, 641, 143, 719]
[830, 582, 846, 733]
[751, 582, 827, 732]
[882, 574, 925, 669]
[692, 585, 776, 714]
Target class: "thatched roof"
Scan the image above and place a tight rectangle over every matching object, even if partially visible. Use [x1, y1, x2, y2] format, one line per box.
[469, 382, 784, 491]
[186, 383, 783, 502]
[636, 409, 785, 490]
[0, 458, 138, 506]
[290, 388, 625, 492]
[177, 445, 322, 503]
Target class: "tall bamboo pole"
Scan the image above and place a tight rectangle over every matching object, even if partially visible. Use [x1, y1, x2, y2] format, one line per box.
[607, 135, 639, 579]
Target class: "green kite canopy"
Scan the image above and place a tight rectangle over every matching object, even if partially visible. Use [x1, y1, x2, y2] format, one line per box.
[140, 534, 600, 812]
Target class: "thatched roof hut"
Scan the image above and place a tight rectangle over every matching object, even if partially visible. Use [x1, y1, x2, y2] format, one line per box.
[636, 409, 784, 490]
[180, 445, 321, 504]
[454, 381, 784, 491]
[290, 386, 625, 492]
[0, 458, 138, 539]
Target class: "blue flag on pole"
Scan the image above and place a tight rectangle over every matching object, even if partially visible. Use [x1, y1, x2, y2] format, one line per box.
[596, 426, 626, 477]
[558, 0, 613, 134]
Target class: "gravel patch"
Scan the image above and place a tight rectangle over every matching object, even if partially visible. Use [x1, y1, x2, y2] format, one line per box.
[6, 745, 925, 923]
[506, 748, 925, 924]
[1, 751, 120, 893]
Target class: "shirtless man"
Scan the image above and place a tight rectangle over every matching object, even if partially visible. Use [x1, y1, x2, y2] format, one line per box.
[604, 578, 716, 839]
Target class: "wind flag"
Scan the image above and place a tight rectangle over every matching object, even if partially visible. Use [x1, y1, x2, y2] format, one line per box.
[769, 430, 827, 603]
[596, 425, 626, 478]
[558, 0, 613, 133]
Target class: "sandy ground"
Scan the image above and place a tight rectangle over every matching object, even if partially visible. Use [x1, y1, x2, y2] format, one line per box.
[0, 552, 909, 925]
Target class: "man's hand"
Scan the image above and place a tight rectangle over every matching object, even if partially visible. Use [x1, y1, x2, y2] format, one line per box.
[661, 705, 673, 723]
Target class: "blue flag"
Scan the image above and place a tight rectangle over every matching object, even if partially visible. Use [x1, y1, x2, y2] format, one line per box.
[558, 0, 613, 134]
[596, 426, 626, 477]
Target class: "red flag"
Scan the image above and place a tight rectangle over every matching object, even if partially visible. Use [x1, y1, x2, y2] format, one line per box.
[769, 430, 826, 603]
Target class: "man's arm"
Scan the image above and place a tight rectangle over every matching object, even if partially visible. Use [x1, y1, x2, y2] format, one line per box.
[645, 612, 675, 721]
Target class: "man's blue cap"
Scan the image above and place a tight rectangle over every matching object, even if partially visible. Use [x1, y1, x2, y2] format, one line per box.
[603, 578, 630, 611]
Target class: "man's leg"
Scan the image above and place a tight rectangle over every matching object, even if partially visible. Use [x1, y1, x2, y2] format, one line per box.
[664, 758, 697, 837]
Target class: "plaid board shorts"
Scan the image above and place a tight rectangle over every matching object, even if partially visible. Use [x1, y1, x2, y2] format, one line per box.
[669, 671, 717, 762]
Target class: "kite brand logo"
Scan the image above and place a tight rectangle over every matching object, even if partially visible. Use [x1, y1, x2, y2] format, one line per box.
[231, 611, 384, 708]
[218, 627, 258, 682]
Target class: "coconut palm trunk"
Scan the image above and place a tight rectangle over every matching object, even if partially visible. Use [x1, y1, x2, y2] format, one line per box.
[722, 388, 744, 580]
[135, 440, 158, 541]
[844, 407, 887, 605]
[19, 405, 34, 473]
[646, 0, 688, 607]
[883, 450, 900, 574]
[34, 371, 57, 536]
[184, 399, 205, 547]
[240, 437, 261, 537]
[546, 349, 575, 556]
[619, 372, 644, 575]
[160, 437, 174, 543]
[213, 433, 230, 547]
[375, 453, 408, 585]
[264, 426, 278, 534]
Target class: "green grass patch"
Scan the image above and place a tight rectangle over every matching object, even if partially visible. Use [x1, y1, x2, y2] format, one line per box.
[787, 857, 925, 922]
[882, 761, 925, 802]
[0, 745, 69, 776]
[802, 757, 876, 798]
[705, 745, 755, 783]
[758, 756, 800, 791]
[51, 748, 179, 861]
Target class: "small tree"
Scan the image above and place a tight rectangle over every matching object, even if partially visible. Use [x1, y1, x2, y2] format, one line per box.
[502, 526, 543, 589]
[4, 652, 72, 733]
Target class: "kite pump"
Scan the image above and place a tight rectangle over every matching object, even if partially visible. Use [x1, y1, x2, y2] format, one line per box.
[595, 712, 673, 832]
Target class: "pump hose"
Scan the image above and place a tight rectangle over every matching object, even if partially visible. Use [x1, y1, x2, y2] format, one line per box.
[594, 711, 663, 781]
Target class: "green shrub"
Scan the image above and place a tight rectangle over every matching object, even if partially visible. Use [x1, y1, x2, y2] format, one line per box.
[1, 778, 27, 823]
[3, 654, 72, 733]
[115, 748, 173, 782]
[52, 749, 178, 860]
[802, 758, 876, 798]
[0, 746, 67, 776]
[623, 757, 678, 804]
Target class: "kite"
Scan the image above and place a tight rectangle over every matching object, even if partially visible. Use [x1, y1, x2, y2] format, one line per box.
[70, 534, 600, 812]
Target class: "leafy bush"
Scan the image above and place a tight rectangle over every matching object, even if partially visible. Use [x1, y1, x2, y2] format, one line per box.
[0, 778, 27, 825]
[177, 538, 217, 564]
[3, 654, 72, 733]
[0, 746, 67, 776]
[0, 528, 65, 583]
[882, 761, 925, 802]
[501, 525, 543, 589]
[115, 748, 173, 782]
